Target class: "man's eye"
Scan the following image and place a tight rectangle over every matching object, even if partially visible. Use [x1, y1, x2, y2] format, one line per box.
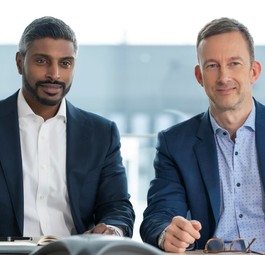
[206, 64, 218, 69]
[36, 58, 47, 64]
[231, 62, 240, 66]
[61, 61, 72, 68]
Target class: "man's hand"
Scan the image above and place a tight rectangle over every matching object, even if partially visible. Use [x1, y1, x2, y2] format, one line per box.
[84, 223, 121, 236]
[162, 216, 202, 253]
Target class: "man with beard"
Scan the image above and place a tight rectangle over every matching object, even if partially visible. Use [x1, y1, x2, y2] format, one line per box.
[140, 17, 265, 253]
[0, 16, 135, 238]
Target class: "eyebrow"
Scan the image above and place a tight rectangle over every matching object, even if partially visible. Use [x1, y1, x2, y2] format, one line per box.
[32, 53, 76, 60]
[203, 56, 244, 65]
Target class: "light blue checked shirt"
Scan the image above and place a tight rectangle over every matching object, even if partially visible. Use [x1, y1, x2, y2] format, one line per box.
[210, 102, 265, 252]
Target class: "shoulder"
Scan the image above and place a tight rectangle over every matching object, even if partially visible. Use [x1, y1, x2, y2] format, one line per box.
[65, 100, 119, 135]
[66, 100, 113, 124]
[160, 112, 206, 136]
[155, 111, 208, 150]
[254, 98, 265, 112]
[0, 91, 18, 116]
[254, 99, 265, 127]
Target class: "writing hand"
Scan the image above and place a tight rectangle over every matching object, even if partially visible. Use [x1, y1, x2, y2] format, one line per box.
[162, 216, 201, 253]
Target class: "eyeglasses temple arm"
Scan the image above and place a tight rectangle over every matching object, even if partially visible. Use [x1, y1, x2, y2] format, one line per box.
[246, 238, 256, 251]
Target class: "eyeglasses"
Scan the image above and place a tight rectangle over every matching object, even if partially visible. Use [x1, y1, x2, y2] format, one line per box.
[203, 238, 264, 255]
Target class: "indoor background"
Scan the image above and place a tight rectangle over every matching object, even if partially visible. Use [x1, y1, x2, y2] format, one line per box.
[1, 0, 265, 240]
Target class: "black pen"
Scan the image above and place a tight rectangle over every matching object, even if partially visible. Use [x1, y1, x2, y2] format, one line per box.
[0, 237, 33, 242]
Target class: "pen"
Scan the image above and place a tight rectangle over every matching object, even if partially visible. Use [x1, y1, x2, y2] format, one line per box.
[0, 237, 33, 242]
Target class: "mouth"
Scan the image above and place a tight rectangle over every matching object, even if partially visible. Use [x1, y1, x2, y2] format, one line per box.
[216, 87, 236, 95]
[39, 83, 63, 96]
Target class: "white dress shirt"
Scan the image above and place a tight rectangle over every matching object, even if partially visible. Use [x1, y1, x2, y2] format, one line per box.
[17, 89, 76, 237]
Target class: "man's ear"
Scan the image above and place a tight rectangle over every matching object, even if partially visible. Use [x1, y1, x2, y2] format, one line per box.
[194, 64, 204, 87]
[16, 52, 23, 74]
[250, 60, 262, 84]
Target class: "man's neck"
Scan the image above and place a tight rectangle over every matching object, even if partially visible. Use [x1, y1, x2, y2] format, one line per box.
[210, 103, 253, 141]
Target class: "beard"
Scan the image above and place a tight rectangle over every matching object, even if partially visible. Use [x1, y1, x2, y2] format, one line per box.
[22, 74, 71, 106]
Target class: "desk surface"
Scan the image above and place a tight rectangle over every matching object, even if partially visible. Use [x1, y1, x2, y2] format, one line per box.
[165, 251, 262, 255]
[0, 246, 262, 255]
[0, 248, 261, 255]
[0, 245, 39, 254]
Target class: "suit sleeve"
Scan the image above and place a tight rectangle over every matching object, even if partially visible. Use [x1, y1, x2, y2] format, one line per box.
[93, 122, 135, 237]
[140, 131, 189, 247]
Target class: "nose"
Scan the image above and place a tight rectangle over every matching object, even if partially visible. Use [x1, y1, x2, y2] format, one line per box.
[217, 66, 231, 84]
[45, 63, 60, 81]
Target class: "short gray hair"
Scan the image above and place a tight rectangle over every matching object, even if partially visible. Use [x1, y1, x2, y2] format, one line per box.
[196, 17, 255, 62]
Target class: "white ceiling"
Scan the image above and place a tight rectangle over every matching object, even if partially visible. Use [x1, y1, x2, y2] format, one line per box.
[1, 0, 263, 45]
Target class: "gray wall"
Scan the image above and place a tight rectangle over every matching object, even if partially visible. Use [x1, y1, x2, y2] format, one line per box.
[1, 45, 265, 134]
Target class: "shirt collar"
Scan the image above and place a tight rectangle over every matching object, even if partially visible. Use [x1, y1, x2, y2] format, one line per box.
[17, 89, 67, 122]
[210, 100, 256, 134]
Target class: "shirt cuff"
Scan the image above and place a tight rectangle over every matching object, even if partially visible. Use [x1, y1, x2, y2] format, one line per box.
[106, 225, 124, 236]
[158, 229, 166, 249]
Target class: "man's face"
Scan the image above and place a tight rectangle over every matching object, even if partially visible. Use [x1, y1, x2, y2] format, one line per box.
[16, 38, 76, 107]
[194, 31, 261, 115]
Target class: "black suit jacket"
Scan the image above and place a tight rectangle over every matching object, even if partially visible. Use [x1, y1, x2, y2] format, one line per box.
[0, 91, 135, 237]
[140, 99, 265, 248]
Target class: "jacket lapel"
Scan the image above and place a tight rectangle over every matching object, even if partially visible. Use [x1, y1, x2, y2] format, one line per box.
[254, 100, 265, 192]
[65, 101, 93, 232]
[194, 111, 220, 224]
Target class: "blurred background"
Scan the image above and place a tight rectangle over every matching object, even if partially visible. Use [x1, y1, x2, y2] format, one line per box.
[1, 0, 265, 240]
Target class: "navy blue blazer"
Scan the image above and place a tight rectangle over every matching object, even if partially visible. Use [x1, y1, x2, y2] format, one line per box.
[140, 99, 265, 249]
[0, 91, 135, 237]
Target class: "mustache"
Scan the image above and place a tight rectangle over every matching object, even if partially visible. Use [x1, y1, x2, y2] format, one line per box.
[35, 80, 66, 87]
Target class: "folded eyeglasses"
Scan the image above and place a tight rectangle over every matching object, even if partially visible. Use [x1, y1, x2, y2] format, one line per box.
[203, 238, 264, 255]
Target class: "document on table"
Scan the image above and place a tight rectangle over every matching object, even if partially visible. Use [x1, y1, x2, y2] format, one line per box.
[0, 235, 61, 254]
[0, 235, 60, 246]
